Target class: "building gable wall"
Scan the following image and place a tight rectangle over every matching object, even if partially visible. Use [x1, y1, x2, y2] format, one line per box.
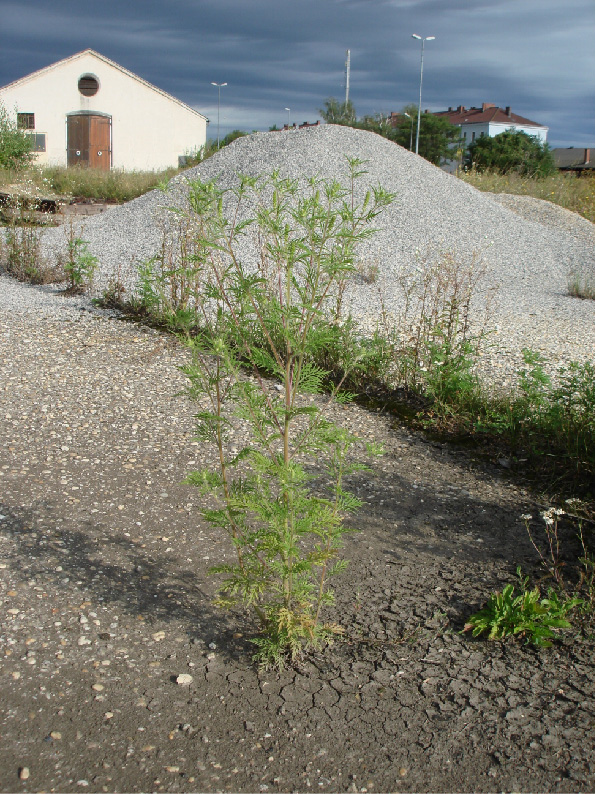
[0, 51, 207, 170]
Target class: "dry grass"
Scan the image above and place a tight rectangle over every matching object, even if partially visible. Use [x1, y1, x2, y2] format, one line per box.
[458, 168, 595, 223]
[0, 165, 178, 205]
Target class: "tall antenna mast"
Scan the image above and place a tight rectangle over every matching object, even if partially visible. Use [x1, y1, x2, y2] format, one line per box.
[345, 49, 351, 105]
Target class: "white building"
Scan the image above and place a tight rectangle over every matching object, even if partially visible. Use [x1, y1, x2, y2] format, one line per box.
[433, 103, 548, 146]
[0, 49, 208, 171]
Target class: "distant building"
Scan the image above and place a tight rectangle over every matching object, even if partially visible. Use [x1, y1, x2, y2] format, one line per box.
[0, 49, 208, 171]
[432, 103, 548, 145]
[551, 147, 594, 174]
[280, 121, 322, 131]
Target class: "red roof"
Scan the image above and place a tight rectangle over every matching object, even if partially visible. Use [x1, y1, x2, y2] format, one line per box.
[434, 104, 544, 127]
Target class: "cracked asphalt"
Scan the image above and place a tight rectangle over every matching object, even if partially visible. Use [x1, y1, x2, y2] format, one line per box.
[0, 289, 594, 793]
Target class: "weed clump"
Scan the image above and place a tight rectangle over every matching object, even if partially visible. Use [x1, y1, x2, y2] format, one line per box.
[463, 567, 583, 647]
[167, 161, 394, 667]
[0, 199, 62, 284]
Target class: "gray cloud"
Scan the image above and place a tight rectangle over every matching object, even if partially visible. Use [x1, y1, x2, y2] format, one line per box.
[1, 0, 593, 146]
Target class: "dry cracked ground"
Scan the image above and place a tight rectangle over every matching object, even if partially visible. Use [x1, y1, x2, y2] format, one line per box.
[0, 292, 594, 793]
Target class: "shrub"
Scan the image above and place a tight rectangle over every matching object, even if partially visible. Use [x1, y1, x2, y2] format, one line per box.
[0, 102, 35, 171]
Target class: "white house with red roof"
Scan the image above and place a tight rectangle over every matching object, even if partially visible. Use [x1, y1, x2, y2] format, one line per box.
[432, 102, 548, 147]
[0, 49, 208, 171]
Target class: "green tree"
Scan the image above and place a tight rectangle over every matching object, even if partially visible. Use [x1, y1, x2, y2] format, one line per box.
[390, 105, 462, 165]
[319, 97, 356, 125]
[465, 129, 556, 177]
[0, 102, 34, 171]
[353, 112, 394, 138]
[317, 99, 460, 166]
[220, 129, 250, 147]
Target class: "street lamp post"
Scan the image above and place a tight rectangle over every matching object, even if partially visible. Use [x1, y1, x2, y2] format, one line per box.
[411, 34, 435, 155]
[210, 81, 227, 148]
[404, 111, 414, 151]
[284, 107, 291, 129]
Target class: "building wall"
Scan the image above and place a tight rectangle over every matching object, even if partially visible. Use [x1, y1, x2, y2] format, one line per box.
[0, 52, 207, 171]
[458, 121, 548, 145]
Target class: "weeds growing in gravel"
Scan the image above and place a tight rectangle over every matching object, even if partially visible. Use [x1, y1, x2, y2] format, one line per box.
[567, 268, 595, 300]
[376, 248, 495, 394]
[121, 207, 594, 501]
[413, 348, 595, 498]
[132, 210, 207, 323]
[63, 223, 98, 293]
[509, 353, 594, 478]
[1, 200, 61, 284]
[174, 161, 393, 667]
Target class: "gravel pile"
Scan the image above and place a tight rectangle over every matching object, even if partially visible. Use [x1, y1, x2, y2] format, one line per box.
[5, 124, 594, 383]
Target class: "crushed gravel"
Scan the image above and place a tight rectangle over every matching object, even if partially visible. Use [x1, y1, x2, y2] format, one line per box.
[22, 124, 593, 389]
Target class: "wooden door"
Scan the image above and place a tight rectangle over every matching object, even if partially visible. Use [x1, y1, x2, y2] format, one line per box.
[67, 114, 89, 166]
[67, 114, 111, 169]
[89, 115, 111, 169]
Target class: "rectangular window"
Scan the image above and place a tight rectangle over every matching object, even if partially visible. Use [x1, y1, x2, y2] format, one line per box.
[26, 133, 46, 152]
[17, 113, 35, 130]
[462, 131, 467, 139]
[472, 132, 476, 141]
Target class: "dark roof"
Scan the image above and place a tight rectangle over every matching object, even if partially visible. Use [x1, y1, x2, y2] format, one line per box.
[551, 148, 595, 169]
[434, 103, 545, 128]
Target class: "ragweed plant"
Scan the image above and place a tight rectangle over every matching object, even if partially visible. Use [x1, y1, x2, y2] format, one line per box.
[178, 161, 393, 667]
[63, 222, 98, 293]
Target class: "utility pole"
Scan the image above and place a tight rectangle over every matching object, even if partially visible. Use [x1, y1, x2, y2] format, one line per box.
[411, 35, 435, 155]
[345, 49, 351, 105]
[210, 81, 227, 149]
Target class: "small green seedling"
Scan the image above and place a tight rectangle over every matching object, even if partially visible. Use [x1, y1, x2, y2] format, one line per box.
[463, 568, 582, 647]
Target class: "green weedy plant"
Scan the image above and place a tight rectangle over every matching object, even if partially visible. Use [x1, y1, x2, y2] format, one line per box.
[64, 229, 98, 293]
[132, 210, 207, 331]
[177, 161, 394, 667]
[463, 567, 582, 647]
[508, 351, 595, 474]
[567, 268, 595, 301]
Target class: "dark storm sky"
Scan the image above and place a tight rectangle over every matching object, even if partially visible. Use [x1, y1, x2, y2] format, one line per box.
[1, 0, 594, 146]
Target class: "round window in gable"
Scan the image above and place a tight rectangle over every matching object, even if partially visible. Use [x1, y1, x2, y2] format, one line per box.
[78, 74, 99, 96]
